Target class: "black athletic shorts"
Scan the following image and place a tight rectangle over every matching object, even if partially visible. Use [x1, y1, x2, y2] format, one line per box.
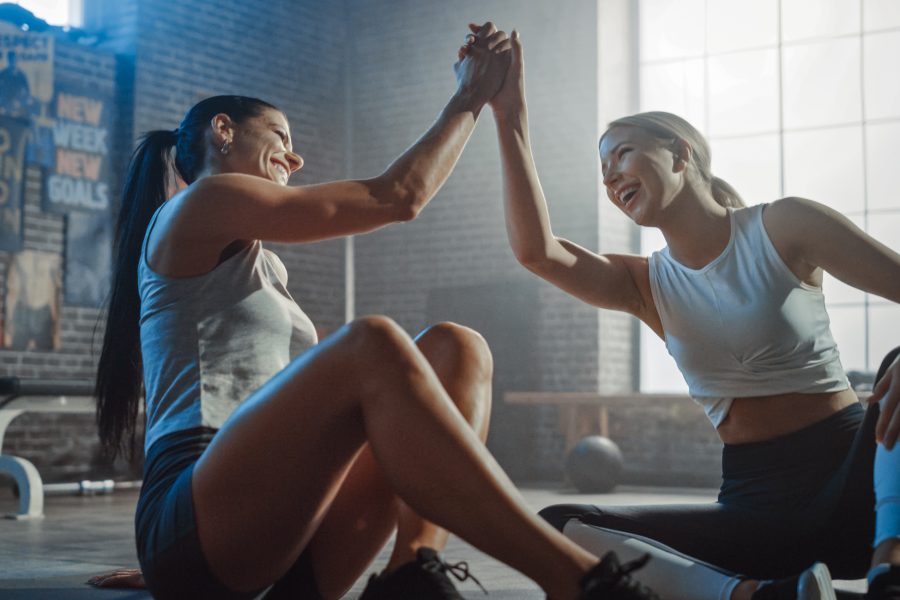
[135, 427, 321, 600]
[540, 347, 900, 581]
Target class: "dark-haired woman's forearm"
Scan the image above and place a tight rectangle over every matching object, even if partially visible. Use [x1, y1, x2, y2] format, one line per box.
[370, 90, 486, 220]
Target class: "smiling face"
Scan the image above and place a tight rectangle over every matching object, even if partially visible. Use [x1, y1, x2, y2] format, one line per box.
[220, 108, 303, 185]
[599, 125, 683, 226]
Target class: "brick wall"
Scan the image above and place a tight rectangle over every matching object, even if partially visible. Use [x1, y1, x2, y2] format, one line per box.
[1, 0, 349, 485]
[346, 0, 637, 478]
[127, 0, 348, 332]
[0, 40, 125, 483]
[607, 398, 722, 487]
[2, 1, 718, 488]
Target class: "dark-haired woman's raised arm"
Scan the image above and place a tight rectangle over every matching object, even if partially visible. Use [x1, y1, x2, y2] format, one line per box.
[165, 24, 513, 257]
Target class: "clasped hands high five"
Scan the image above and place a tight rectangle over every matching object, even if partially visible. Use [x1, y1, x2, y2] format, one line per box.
[453, 21, 525, 116]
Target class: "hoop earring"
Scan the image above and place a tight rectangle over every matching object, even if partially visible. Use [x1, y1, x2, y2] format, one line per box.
[220, 140, 231, 155]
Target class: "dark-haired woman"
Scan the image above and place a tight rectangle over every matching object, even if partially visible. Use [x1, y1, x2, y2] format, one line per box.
[479, 26, 900, 600]
[91, 23, 661, 600]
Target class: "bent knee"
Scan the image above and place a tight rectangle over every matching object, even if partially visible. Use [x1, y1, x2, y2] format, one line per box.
[418, 321, 493, 378]
[346, 315, 410, 352]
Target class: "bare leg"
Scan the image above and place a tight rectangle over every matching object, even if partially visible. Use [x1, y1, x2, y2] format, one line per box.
[190, 316, 596, 599]
[385, 323, 492, 571]
[302, 322, 493, 598]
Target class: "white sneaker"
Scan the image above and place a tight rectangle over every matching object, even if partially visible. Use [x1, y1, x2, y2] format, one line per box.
[797, 563, 837, 600]
[753, 562, 836, 600]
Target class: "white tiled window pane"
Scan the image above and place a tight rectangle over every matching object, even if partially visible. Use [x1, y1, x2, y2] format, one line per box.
[707, 0, 778, 53]
[825, 273, 867, 306]
[709, 135, 780, 203]
[870, 304, 900, 373]
[708, 49, 779, 136]
[828, 305, 867, 372]
[864, 0, 900, 31]
[824, 216, 866, 306]
[640, 323, 688, 393]
[639, 59, 706, 128]
[639, 0, 706, 61]
[866, 213, 900, 257]
[641, 226, 667, 255]
[864, 32, 900, 121]
[783, 126, 865, 214]
[866, 122, 900, 212]
[781, 0, 860, 42]
[783, 39, 862, 129]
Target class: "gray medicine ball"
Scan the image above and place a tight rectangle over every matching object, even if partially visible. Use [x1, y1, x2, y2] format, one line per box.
[565, 435, 624, 493]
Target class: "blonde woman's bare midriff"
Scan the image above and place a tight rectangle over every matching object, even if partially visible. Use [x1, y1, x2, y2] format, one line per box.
[716, 388, 861, 445]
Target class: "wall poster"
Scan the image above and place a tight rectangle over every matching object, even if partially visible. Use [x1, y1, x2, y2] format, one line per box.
[0, 21, 55, 168]
[3, 249, 62, 351]
[0, 115, 27, 251]
[43, 84, 112, 214]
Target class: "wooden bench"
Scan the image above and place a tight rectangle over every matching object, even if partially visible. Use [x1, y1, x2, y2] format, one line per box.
[0, 377, 96, 519]
[505, 392, 695, 452]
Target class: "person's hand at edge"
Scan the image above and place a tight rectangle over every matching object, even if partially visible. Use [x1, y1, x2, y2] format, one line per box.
[870, 352, 900, 450]
[453, 21, 512, 109]
[87, 568, 145, 589]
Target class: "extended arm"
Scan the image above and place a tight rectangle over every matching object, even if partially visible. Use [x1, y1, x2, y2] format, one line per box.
[490, 31, 660, 334]
[179, 23, 513, 247]
[764, 197, 900, 304]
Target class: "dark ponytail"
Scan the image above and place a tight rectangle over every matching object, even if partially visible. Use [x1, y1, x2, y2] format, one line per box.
[96, 96, 279, 458]
[96, 130, 176, 457]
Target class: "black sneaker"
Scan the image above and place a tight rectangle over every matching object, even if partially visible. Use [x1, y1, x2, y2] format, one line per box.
[579, 552, 660, 600]
[358, 547, 486, 600]
[752, 562, 835, 600]
[866, 566, 900, 600]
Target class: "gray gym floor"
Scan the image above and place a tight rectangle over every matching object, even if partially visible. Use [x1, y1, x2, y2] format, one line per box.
[0, 485, 867, 598]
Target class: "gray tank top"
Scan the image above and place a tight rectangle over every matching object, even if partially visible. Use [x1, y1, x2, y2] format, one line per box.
[138, 207, 318, 453]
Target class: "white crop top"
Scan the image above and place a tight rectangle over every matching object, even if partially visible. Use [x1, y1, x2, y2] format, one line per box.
[648, 203, 850, 427]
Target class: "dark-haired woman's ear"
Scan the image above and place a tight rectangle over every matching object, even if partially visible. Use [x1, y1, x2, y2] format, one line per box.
[209, 113, 235, 150]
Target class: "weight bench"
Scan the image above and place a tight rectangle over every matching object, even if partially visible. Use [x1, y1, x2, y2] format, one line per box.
[0, 377, 96, 519]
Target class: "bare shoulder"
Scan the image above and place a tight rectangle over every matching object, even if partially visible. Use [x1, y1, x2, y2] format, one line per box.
[763, 196, 839, 243]
[761, 197, 826, 282]
[768, 195, 856, 236]
[765, 195, 824, 221]
[183, 172, 288, 211]
[174, 173, 298, 241]
[764, 196, 900, 302]
[145, 180, 257, 277]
